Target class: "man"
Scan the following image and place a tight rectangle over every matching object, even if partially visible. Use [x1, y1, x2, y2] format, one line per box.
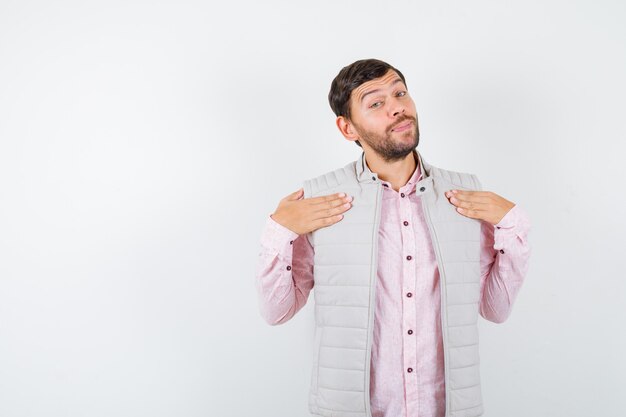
[255, 59, 531, 417]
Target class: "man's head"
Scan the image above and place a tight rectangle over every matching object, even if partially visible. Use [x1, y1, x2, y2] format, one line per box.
[328, 59, 419, 162]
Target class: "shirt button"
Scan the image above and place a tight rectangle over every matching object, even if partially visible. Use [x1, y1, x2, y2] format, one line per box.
[407, 368, 413, 373]
[407, 292, 412, 298]
[403, 221, 409, 226]
[372, 176, 376, 181]
[406, 255, 412, 260]
[496, 226, 501, 229]
[289, 240, 293, 245]
[400, 193, 405, 198]
[419, 186, 425, 192]
[500, 249, 505, 254]
[286, 265, 292, 271]
[408, 329, 413, 335]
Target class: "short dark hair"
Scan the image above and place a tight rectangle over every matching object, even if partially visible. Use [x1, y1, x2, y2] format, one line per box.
[328, 59, 407, 147]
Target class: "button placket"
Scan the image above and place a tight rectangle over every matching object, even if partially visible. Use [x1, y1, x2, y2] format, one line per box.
[399, 186, 417, 389]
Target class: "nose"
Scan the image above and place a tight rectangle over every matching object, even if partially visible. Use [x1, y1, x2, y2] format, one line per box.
[390, 97, 405, 117]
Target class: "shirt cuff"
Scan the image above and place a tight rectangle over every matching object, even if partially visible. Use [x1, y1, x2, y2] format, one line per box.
[493, 205, 531, 250]
[260, 214, 300, 255]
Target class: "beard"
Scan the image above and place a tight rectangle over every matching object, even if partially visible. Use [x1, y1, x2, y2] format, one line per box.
[355, 114, 420, 163]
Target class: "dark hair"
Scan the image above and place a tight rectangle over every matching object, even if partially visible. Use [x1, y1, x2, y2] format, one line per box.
[328, 59, 407, 147]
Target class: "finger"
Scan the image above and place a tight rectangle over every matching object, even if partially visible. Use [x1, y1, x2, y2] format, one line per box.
[450, 190, 491, 198]
[448, 193, 492, 204]
[308, 192, 350, 205]
[311, 213, 345, 230]
[284, 188, 304, 201]
[454, 206, 486, 220]
[312, 197, 352, 217]
[448, 196, 491, 212]
[293, 188, 305, 200]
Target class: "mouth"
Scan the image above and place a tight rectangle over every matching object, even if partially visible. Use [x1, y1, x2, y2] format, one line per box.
[391, 121, 412, 132]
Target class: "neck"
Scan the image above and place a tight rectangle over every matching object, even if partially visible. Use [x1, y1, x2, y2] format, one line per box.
[363, 149, 418, 191]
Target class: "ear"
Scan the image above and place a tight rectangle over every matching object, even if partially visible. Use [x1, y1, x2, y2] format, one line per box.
[336, 116, 360, 142]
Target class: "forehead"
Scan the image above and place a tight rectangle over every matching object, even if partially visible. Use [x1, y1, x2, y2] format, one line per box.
[351, 69, 404, 102]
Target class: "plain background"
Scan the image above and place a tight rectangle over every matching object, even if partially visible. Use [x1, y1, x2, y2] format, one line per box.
[1, 0, 625, 416]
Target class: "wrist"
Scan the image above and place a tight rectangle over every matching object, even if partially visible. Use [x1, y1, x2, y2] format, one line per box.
[268, 214, 299, 238]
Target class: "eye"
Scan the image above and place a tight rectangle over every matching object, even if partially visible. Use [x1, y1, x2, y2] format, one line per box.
[396, 91, 407, 97]
[370, 101, 382, 109]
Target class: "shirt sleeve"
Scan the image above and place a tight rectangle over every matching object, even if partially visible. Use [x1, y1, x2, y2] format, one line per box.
[255, 214, 315, 325]
[478, 204, 532, 323]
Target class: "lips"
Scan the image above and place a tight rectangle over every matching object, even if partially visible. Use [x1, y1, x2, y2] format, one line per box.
[391, 121, 412, 132]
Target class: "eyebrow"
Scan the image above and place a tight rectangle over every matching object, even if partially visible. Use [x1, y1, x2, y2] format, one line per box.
[360, 78, 405, 102]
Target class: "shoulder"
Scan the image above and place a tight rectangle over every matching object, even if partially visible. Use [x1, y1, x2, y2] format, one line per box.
[426, 161, 483, 191]
[302, 160, 358, 198]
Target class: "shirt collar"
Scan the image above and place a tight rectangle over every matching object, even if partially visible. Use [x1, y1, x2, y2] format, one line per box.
[356, 149, 427, 189]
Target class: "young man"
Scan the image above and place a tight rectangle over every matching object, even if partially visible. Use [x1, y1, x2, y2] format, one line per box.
[255, 59, 531, 417]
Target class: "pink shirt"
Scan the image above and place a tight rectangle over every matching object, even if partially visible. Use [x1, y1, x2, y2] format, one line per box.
[255, 154, 531, 417]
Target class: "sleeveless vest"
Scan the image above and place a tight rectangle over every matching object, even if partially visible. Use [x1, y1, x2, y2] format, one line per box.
[302, 150, 485, 417]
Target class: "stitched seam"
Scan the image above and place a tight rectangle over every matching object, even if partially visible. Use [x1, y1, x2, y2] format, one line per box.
[451, 382, 481, 390]
[450, 362, 480, 370]
[320, 345, 366, 351]
[451, 401, 483, 412]
[317, 385, 365, 393]
[446, 322, 478, 328]
[315, 405, 365, 413]
[318, 365, 365, 371]
[448, 342, 479, 348]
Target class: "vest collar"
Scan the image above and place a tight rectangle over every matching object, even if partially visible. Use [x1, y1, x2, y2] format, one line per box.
[355, 149, 432, 184]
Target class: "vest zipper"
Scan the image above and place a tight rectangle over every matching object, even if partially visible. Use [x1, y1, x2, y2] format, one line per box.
[364, 181, 383, 417]
[421, 191, 452, 417]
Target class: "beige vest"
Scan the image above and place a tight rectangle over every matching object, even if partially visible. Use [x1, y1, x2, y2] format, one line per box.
[302, 150, 485, 417]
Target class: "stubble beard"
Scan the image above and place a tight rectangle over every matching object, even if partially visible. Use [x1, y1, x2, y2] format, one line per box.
[356, 115, 420, 163]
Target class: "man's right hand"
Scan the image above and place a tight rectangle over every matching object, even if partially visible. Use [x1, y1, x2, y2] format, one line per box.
[270, 188, 354, 235]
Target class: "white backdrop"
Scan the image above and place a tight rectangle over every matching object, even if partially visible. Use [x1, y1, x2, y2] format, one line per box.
[1, 1, 625, 416]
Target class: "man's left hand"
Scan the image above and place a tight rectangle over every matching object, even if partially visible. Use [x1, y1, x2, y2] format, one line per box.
[444, 189, 515, 226]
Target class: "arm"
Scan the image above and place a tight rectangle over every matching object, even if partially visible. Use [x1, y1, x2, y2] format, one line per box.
[478, 205, 532, 323]
[255, 214, 315, 325]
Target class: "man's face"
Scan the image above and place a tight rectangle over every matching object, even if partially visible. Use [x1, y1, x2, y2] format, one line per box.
[347, 69, 419, 162]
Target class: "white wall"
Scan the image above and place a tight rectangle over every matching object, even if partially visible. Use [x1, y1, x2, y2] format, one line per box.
[0, 1, 624, 416]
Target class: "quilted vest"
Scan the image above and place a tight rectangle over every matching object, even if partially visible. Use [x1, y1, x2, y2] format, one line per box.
[302, 150, 485, 417]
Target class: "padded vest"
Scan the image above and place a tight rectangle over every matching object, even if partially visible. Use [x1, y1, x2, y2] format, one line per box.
[302, 150, 485, 417]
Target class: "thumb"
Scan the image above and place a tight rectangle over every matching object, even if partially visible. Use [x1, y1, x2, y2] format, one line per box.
[286, 188, 304, 200]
